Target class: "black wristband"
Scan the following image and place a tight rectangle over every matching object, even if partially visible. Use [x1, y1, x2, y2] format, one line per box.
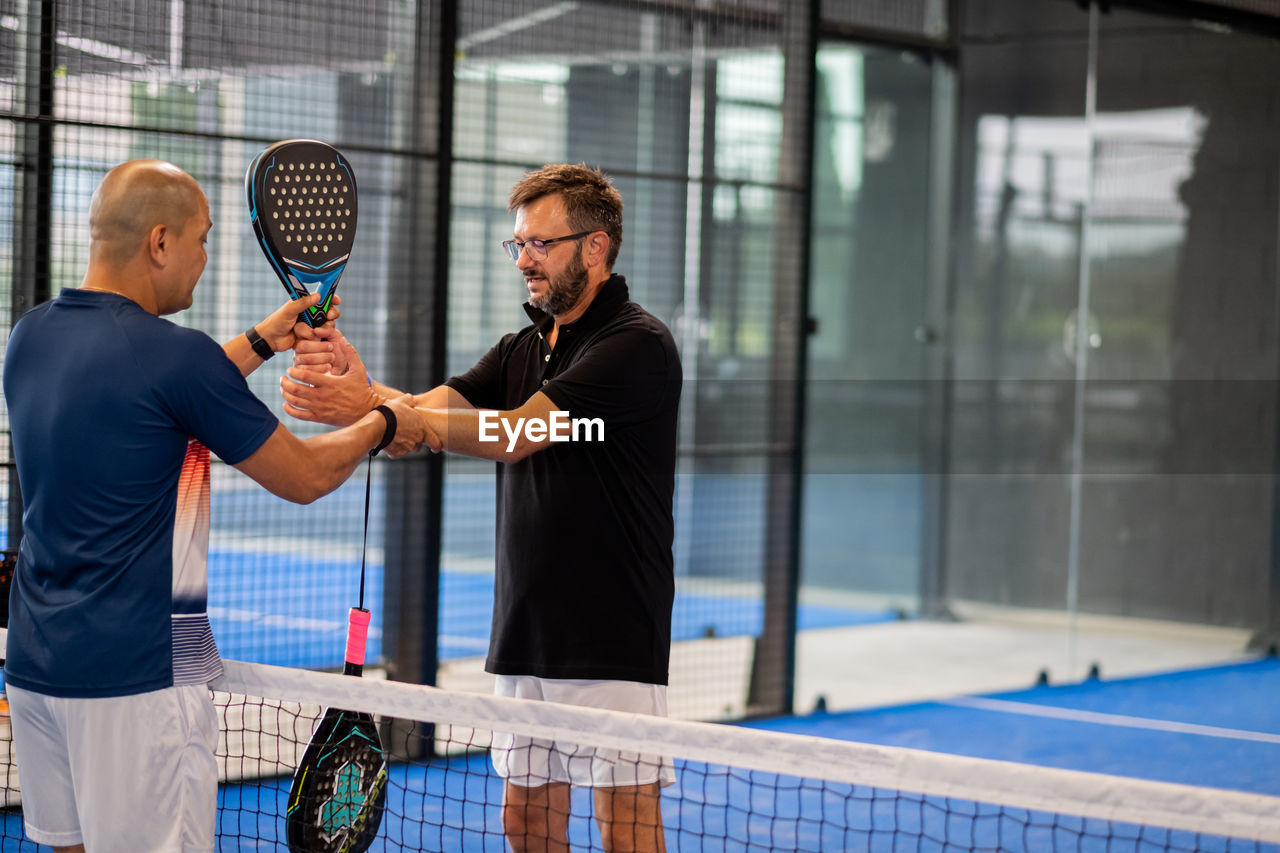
[371, 404, 397, 456]
[245, 326, 274, 361]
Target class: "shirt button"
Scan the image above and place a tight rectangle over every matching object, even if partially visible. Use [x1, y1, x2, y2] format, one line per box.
[544, 354, 550, 362]
[542, 380, 548, 386]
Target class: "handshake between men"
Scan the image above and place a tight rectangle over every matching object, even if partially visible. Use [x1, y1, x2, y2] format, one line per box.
[281, 324, 571, 465]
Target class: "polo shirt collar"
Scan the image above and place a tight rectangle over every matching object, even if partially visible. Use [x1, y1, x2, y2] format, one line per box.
[523, 274, 629, 335]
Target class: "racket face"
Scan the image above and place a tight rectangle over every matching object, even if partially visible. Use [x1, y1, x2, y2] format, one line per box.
[286, 707, 387, 853]
[246, 139, 358, 327]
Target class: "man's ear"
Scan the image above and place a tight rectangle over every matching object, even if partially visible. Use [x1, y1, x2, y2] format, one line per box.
[147, 223, 168, 265]
[585, 231, 611, 267]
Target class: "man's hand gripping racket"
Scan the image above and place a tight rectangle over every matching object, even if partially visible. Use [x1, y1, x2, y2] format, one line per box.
[246, 139, 357, 328]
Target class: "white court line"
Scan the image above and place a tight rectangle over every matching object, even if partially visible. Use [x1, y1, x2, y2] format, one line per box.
[206, 607, 485, 651]
[942, 695, 1280, 745]
[206, 606, 381, 638]
[438, 635, 490, 651]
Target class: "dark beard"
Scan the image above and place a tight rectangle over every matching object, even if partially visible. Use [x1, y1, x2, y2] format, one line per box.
[528, 246, 589, 316]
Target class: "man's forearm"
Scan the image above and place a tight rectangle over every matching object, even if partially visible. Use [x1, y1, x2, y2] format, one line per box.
[223, 329, 266, 378]
[235, 413, 387, 504]
[369, 378, 402, 405]
[417, 391, 558, 463]
[419, 408, 520, 462]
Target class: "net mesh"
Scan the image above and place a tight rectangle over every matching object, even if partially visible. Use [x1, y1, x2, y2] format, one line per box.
[2, 658, 1278, 852]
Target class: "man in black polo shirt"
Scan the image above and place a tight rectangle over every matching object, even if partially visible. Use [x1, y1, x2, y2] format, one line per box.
[282, 163, 682, 852]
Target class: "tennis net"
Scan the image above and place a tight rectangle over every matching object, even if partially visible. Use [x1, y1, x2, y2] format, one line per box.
[1, 658, 1279, 852]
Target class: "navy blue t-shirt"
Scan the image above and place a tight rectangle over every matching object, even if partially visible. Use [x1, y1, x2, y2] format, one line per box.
[2, 289, 278, 698]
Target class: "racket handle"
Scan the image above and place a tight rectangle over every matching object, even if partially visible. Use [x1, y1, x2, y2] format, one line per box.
[344, 606, 371, 677]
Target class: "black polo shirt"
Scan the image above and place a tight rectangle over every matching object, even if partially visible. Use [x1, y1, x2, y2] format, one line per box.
[445, 275, 682, 685]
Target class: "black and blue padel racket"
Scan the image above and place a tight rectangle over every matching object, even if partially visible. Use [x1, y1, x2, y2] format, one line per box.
[246, 139, 358, 327]
[285, 607, 388, 853]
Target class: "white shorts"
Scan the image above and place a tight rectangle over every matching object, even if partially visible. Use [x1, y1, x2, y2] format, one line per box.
[491, 675, 676, 789]
[7, 683, 218, 852]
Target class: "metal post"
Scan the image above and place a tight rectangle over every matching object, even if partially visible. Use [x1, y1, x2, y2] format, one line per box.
[746, 0, 818, 718]
[7, 0, 57, 553]
[381, 0, 454, 695]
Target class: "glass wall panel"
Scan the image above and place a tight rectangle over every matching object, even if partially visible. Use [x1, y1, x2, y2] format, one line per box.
[945, 0, 1093, 686]
[1079, 9, 1280, 630]
[797, 42, 940, 713]
[947, 4, 1092, 637]
[947, 0, 1275, 684]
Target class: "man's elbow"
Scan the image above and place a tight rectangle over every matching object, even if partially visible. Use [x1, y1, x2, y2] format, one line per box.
[291, 471, 341, 504]
[501, 435, 548, 463]
[268, 468, 336, 505]
[503, 444, 535, 463]
[283, 487, 324, 506]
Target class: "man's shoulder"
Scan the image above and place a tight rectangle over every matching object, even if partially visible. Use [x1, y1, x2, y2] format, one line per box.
[128, 314, 220, 355]
[598, 301, 679, 360]
[494, 323, 544, 356]
[619, 300, 675, 337]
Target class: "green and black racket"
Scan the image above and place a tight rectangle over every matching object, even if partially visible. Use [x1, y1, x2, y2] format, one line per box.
[246, 139, 357, 327]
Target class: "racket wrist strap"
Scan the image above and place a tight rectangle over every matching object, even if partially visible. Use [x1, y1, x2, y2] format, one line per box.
[245, 325, 274, 361]
[371, 404, 396, 456]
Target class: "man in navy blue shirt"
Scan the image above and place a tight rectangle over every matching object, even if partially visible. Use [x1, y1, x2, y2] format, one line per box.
[2, 159, 427, 853]
[284, 164, 681, 853]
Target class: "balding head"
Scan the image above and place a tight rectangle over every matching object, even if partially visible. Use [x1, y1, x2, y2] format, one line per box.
[90, 160, 205, 269]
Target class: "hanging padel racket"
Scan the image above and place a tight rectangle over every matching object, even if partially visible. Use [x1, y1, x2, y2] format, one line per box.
[246, 139, 357, 327]
[285, 607, 388, 853]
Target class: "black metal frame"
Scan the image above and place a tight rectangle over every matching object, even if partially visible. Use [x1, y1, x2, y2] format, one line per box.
[7, 0, 57, 558]
[378, 0, 456, 734]
[1084, 0, 1280, 38]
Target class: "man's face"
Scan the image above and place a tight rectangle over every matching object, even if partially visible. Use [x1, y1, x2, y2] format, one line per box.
[512, 195, 589, 317]
[159, 196, 211, 315]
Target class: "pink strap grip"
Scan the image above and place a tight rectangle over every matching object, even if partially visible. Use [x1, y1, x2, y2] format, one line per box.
[345, 607, 371, 666]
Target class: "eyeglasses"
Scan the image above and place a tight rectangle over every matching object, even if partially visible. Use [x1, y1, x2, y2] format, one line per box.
[501, 231, 593, 262]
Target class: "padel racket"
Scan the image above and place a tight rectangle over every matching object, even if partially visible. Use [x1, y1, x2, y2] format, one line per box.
[246, 139, 357, 327]
[285, 607, 388, 853]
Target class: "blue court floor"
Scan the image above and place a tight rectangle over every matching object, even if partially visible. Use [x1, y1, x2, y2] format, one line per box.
[749, 657, 1280, 797]
[204, 548, 897, 671]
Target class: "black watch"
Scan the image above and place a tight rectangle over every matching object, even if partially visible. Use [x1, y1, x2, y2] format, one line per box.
[245, 326, 274, 361]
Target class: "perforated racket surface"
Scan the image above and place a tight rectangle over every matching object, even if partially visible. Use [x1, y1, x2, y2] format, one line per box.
[285, 608, 387, 853]
[246, 139, 358, 327]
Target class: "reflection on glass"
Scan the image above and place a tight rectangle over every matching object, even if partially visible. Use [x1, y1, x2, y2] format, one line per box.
[949, 6, 1279, 664]
[801, 43, 935, 624]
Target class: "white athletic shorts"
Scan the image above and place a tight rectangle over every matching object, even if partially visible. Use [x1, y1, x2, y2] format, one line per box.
[490, 675, 677, 789]
[7, 682, 219, 852]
